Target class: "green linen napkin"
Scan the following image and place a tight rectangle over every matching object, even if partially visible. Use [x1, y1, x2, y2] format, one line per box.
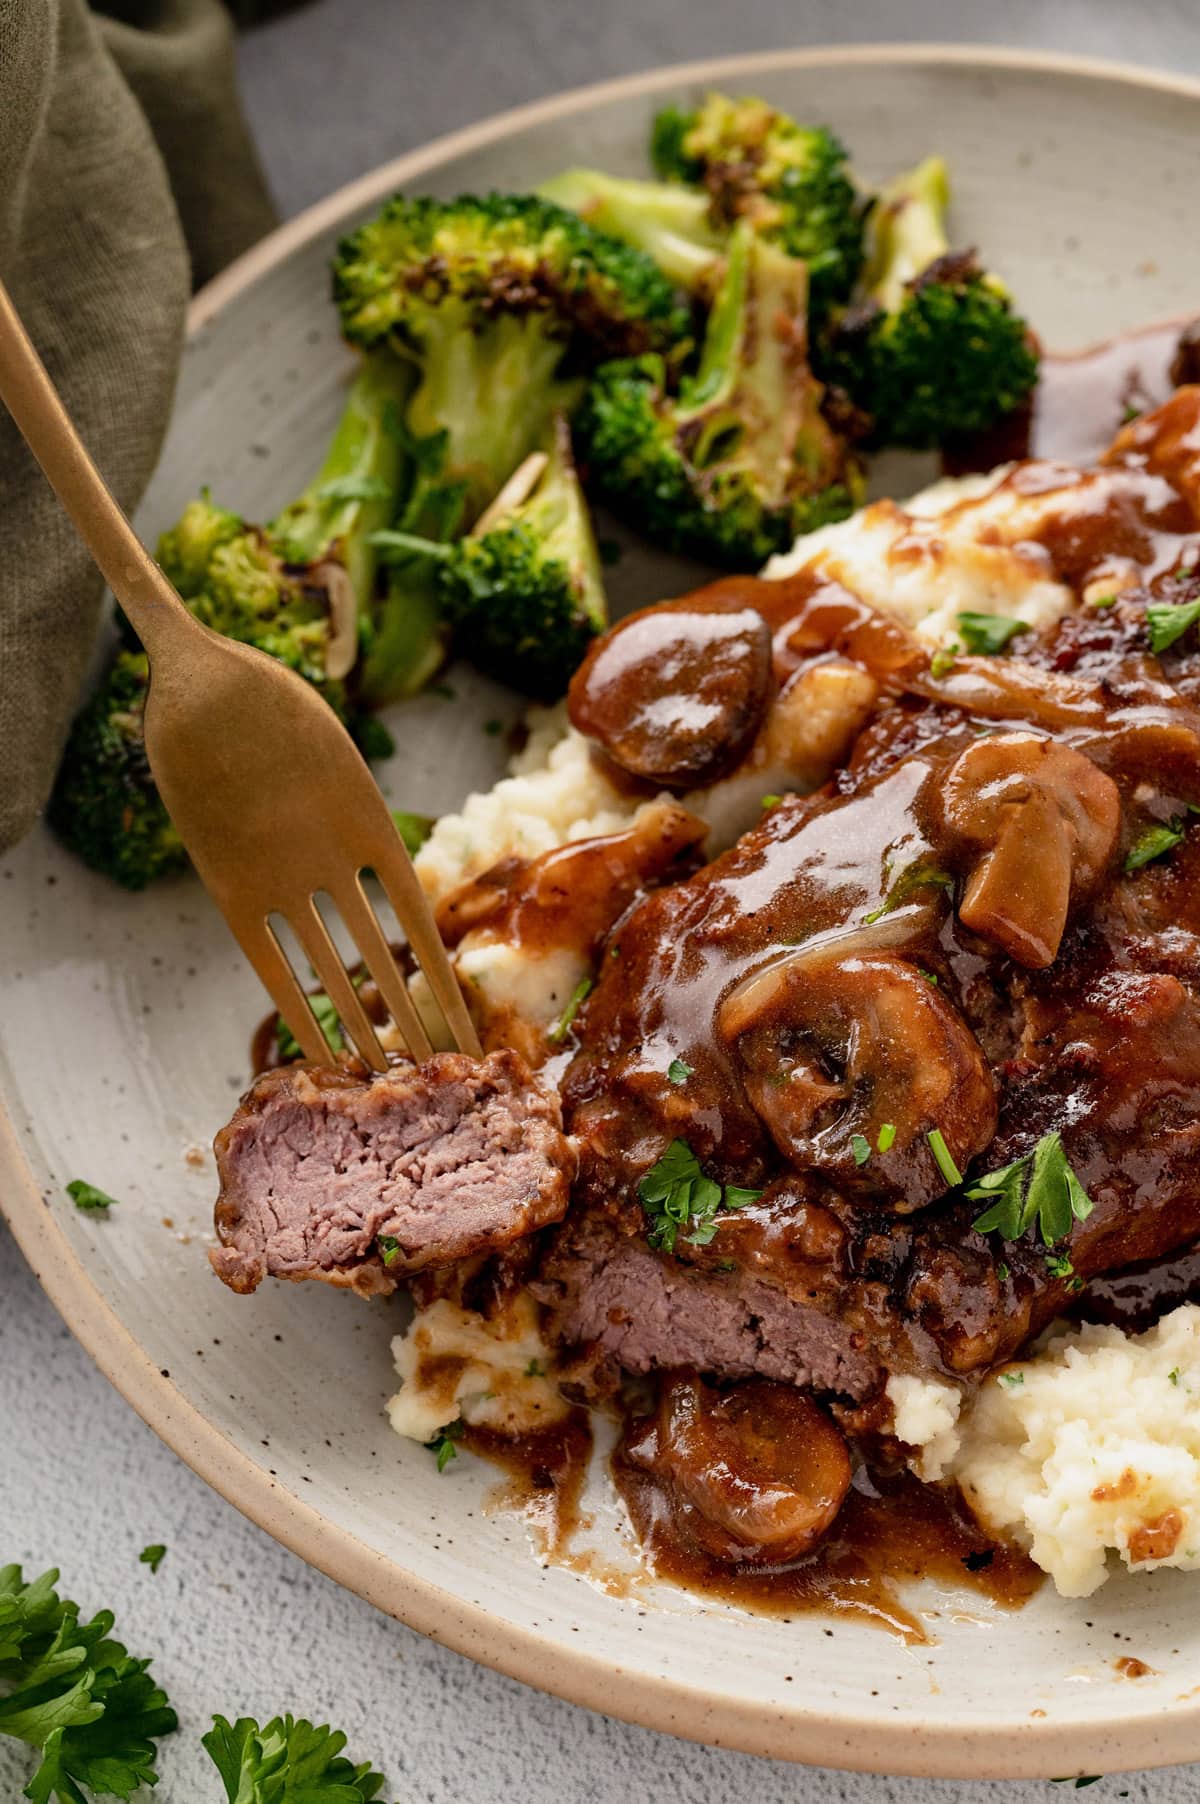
[0, 0, 276, 855]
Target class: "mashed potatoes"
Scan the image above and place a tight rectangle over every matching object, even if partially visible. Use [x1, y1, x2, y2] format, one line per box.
[890, 1307, 1200, 1597]
[764, 466, 1077, 647]
[387, 1291, 567, 1443]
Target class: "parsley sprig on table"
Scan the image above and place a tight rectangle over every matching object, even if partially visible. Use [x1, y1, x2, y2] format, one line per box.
[969, 1130, 1094, 1248]
[638, 1140, 762, 1252]
[203, 1713, 387, 1802]
[0, 1563, 176, 1803]
[0, 1564, 396, 1802]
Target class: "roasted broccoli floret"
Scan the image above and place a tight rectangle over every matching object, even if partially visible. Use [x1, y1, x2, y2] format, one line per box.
[50, 354, 418, 888]
[650, 92, 865, 319]
[331, 193, 691, 526]
[538, 169, 724, 294]
[373, 415, 607, 699]
[575, 221, 862, 568]
[818, 155, 1039, 450]
[47, 651, 185, 888]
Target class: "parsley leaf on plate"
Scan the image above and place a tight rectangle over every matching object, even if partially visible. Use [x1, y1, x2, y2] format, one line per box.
[425, 1420, 463, 1474]
[65, 1180, 120, 1214]
[666, 1058, 693, 1086]
[956, 611, 1028, 656]
[0, 1563, 176, 1803]
[638, 1141, 762, 1253]
[137, 1547, 165, 1576]
[969, 1130, 1094, 1246]
[203, 1712, 388, 1802]
[548, 977, 593, 1044]
[1124, 817, 1186, 873]
[1146, 598, 1200, 655]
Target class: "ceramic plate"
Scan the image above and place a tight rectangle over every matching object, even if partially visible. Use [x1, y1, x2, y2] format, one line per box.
[5, 45, 1200, 1780]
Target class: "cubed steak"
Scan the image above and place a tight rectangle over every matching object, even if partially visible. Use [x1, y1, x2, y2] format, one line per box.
[210, 1049, 575, 1298]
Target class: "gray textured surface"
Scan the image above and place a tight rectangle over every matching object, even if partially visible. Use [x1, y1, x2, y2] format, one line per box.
[4, 1, 1200, 1797]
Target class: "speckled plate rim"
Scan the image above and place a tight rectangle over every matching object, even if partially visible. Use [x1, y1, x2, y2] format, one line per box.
[7, 42, 1200, 1779]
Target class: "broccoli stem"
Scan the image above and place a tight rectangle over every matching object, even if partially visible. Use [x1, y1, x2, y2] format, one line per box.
[862, 155, 953, 312]
[405, 312, 581, 524]
[538, 169, 724, 292]
[270, 351, 412, 627]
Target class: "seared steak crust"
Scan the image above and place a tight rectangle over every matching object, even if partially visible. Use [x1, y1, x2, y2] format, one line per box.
[211, 1050, 575, 1297]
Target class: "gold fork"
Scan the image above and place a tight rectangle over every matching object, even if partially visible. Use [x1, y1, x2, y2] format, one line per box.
[0, 276, 480, 1070]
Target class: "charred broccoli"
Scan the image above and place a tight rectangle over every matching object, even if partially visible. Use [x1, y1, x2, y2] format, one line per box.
[332, 193, 691, 527]
[538, 169, 724, 294]
[818, 155, 1039, 449]
[51, 354, 415, 888]
[47, 651, 184, 889]
[372, 415, 606, 699]
[650, 92, 865, 320]
[575, 221, 862, 568]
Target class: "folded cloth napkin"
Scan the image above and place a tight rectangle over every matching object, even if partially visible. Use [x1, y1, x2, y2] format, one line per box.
[0, 0, 276, 854]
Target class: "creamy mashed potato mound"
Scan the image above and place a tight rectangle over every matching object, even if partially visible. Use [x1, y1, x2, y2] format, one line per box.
[891, 1307, 1200, 1597]
[764, 466, 1076, 648]
[387, 1292, 567, 1443]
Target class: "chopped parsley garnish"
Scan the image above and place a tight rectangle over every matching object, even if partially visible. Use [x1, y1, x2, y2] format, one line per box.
[929, 642, 959, 678]
[0, 1564, 176, 1800]
[956, 611, 1028, 656]
[204, 1713, 387, 1802]
[1090, 593, 1117, 610]
[1045, 1252, 1075, 1280]
[378, 1235, 401, 1267]
[426, 1419, 464, 1472]
[1124, 817, 1187, 872]
[761, 793, 783, 809]
[864, 860, 954, 925]
[970, 1130, 1094, 1246]
[391, 808, 435, 856]
[1146, 598, 1200, 654]
[66, 1178, 120, 1212]
[524, 1358, 545, 1378]
[918, 967, 939, 985]
[276, 991, 344, 1060]
[139, 1544, 166, 1574]
[548, 976, 593, 1043]
[850, 1133, 871, 1167]
[927, 1129, 962, 1187]
[999, 1370, 1025, 1389]
[995, 1261, 1010, 1282]
[666, 1057, 694, 1086]
[1170, 1368, 1182, 1386]
[877, 1122, 897, 1153]
[638, 1140, 762, 1252]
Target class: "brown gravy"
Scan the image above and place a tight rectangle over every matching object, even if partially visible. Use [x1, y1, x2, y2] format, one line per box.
[947, 317, 1188, 474]
[462, 1410, 594, 1560]
[611, 1441, 1041, 1642]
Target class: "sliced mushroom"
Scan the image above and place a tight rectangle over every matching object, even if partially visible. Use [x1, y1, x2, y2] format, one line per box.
[622, 1371, 851, 1566]
[568, 591, 773, 789]
[719, 943, 996, 1210]
[311, 559, 360, 681]
[939, 732, 1120, 969]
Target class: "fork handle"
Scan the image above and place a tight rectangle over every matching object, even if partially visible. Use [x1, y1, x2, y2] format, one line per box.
[0, 275, 199, 659]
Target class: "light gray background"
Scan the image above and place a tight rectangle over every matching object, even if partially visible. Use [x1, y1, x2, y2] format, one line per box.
[3, 1, 1199, 1797]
